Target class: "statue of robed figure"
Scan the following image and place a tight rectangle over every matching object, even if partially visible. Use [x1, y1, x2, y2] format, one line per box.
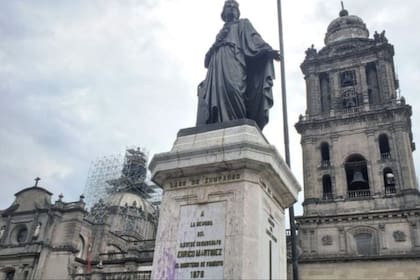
[196, 0, 280, 130]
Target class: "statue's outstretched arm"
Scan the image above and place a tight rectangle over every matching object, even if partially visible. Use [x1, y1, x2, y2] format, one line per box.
[267, 50, 281, 61]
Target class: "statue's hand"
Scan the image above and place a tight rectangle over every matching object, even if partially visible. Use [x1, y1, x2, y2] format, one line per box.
[268, 50, 281, 61]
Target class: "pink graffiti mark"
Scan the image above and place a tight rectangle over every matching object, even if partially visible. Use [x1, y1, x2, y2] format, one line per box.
[157, 248, 176, 280]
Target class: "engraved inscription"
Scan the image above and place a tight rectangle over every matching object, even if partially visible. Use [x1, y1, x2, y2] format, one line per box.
[175, 202, 225, 279]
[169, 173, 241, 189]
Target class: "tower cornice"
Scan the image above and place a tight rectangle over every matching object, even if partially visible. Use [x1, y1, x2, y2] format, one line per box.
[301, 39, 394, 75]
[295, 103, 412, 134]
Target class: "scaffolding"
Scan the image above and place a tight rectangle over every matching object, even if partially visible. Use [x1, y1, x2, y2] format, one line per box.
[84, 147, 162, 210]
[147, 184, 163, 207]
[107, 147, 153, 198]
[83, 153, 124, 210]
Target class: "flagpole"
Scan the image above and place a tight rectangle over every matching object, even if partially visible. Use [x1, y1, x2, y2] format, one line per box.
[276, 0, 299, 279]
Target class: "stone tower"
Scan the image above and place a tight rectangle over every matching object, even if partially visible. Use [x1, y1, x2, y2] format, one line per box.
[294, 7, 420, 279]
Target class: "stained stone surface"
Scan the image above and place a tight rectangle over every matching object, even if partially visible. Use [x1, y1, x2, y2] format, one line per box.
[150, 123, 300, 280]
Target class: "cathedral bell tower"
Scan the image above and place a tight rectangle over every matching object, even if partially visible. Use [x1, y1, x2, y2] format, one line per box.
[294, 7, 420, 279]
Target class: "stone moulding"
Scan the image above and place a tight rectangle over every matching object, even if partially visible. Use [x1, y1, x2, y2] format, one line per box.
[150, 123, 301, 209]
[298, 252, 420, 263]
[297, 209, 420, 225]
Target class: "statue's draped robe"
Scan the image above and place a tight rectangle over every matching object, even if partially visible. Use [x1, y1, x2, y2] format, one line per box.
[196, 18, 275, 130]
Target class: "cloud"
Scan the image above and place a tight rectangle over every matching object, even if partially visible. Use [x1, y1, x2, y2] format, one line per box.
[0, 0, 185, 206]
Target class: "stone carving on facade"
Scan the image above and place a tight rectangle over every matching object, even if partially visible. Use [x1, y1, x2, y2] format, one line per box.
[33, 223, 41, 239]
[305, 44, 317, 59]
[0, 226, 5, 240]
[321, 235, 333, 246]
[400, 96, 406, 105]
[117, 204, 146, 219]
[393, 230, 406, 242]
[299, 114, 304, 121]
[374, 30, 388, 44]
[96, 260, 104, 269]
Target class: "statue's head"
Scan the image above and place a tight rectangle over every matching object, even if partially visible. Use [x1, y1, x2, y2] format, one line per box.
[221, 0, 240, 22]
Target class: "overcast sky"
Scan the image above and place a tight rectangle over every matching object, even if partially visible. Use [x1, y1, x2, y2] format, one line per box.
[0, 0, 419, 216]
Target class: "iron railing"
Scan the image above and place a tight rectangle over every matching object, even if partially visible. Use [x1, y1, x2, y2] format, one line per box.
[385, 185, 397, 195]
[381, 152, 391, 160]
[348, 190, 371, 198]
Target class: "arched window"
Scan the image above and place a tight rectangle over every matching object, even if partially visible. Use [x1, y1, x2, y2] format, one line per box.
[320, 142, 330, 168]
[345, 154, 370, 198]
[383, 168, 396, 194]
[379, 134, 391, 160]
[322, 175, 333, 200]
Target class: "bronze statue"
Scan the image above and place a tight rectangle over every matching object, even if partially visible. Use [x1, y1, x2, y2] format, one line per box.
[196, 0, 280, 130]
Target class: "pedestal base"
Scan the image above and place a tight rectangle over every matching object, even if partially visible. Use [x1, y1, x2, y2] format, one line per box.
[150, 122, 300, 280]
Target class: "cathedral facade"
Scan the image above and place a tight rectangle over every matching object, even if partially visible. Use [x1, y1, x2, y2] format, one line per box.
[0, 182, 157, 280]
[294, 7, 420, 280]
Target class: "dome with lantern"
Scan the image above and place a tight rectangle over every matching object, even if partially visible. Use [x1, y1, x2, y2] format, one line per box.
[324, 7, 369, 45]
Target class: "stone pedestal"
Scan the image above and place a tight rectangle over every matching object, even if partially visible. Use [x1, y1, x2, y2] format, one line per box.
[150, 121, 300, 280]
